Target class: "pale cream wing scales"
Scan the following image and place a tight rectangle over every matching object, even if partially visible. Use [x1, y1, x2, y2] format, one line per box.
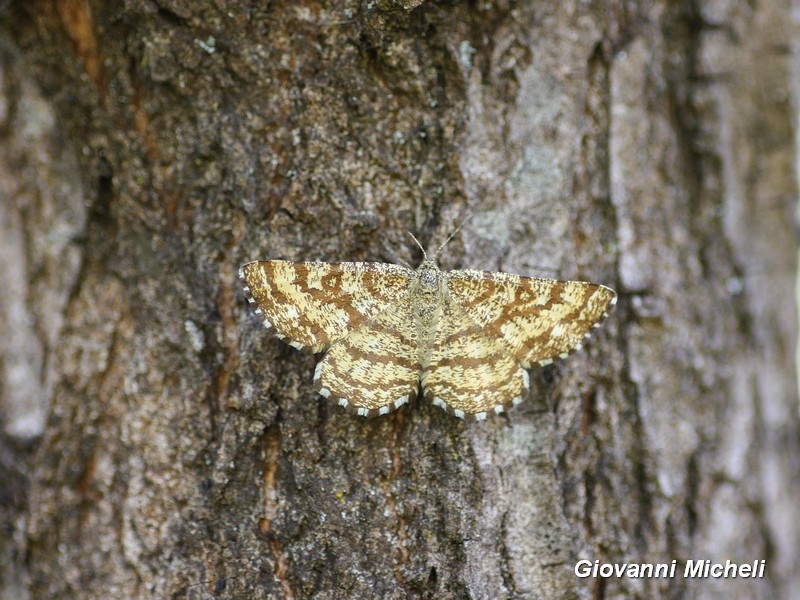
[445, 270, 617, 368]
[422, 299, 528, 419]
[314, 294, 420, 416]
[239, 261, 413, 353]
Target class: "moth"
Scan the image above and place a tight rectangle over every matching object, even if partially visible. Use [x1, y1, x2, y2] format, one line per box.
[239, 245, 616, 420]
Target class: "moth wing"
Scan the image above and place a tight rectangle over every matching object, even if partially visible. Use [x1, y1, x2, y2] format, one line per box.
[445, 270, 616, 368]
[422, 298, 528, 419]
[314, 292, 420, 416]
[240, 261, 413, 353]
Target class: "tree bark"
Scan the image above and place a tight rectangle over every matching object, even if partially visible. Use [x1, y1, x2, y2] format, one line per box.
[1, 1, 798, 598]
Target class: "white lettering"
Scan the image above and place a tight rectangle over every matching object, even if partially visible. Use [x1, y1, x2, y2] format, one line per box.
[575, 558, 766, 580]
[637, 564, 653, 577]
[575, 560, 593, 578]
[724, 560, 738, 577]
[685, 560, 707, 578]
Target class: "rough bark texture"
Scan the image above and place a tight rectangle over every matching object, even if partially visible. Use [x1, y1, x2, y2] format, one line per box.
[1, 1, 798, 599]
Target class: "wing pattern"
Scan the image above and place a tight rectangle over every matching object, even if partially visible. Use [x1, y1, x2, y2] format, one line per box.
[239, 260, 413, 353]
[445, 270, 617, 368]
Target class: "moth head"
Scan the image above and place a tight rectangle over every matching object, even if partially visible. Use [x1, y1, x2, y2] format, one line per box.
[418, 259, 440, 287]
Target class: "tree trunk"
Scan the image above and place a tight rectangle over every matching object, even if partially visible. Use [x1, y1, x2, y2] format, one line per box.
[1, 1, 798, 598]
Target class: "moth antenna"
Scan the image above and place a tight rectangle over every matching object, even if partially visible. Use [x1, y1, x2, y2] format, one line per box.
[407, 231, 428, 260]
[433, 214, 472, 259]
